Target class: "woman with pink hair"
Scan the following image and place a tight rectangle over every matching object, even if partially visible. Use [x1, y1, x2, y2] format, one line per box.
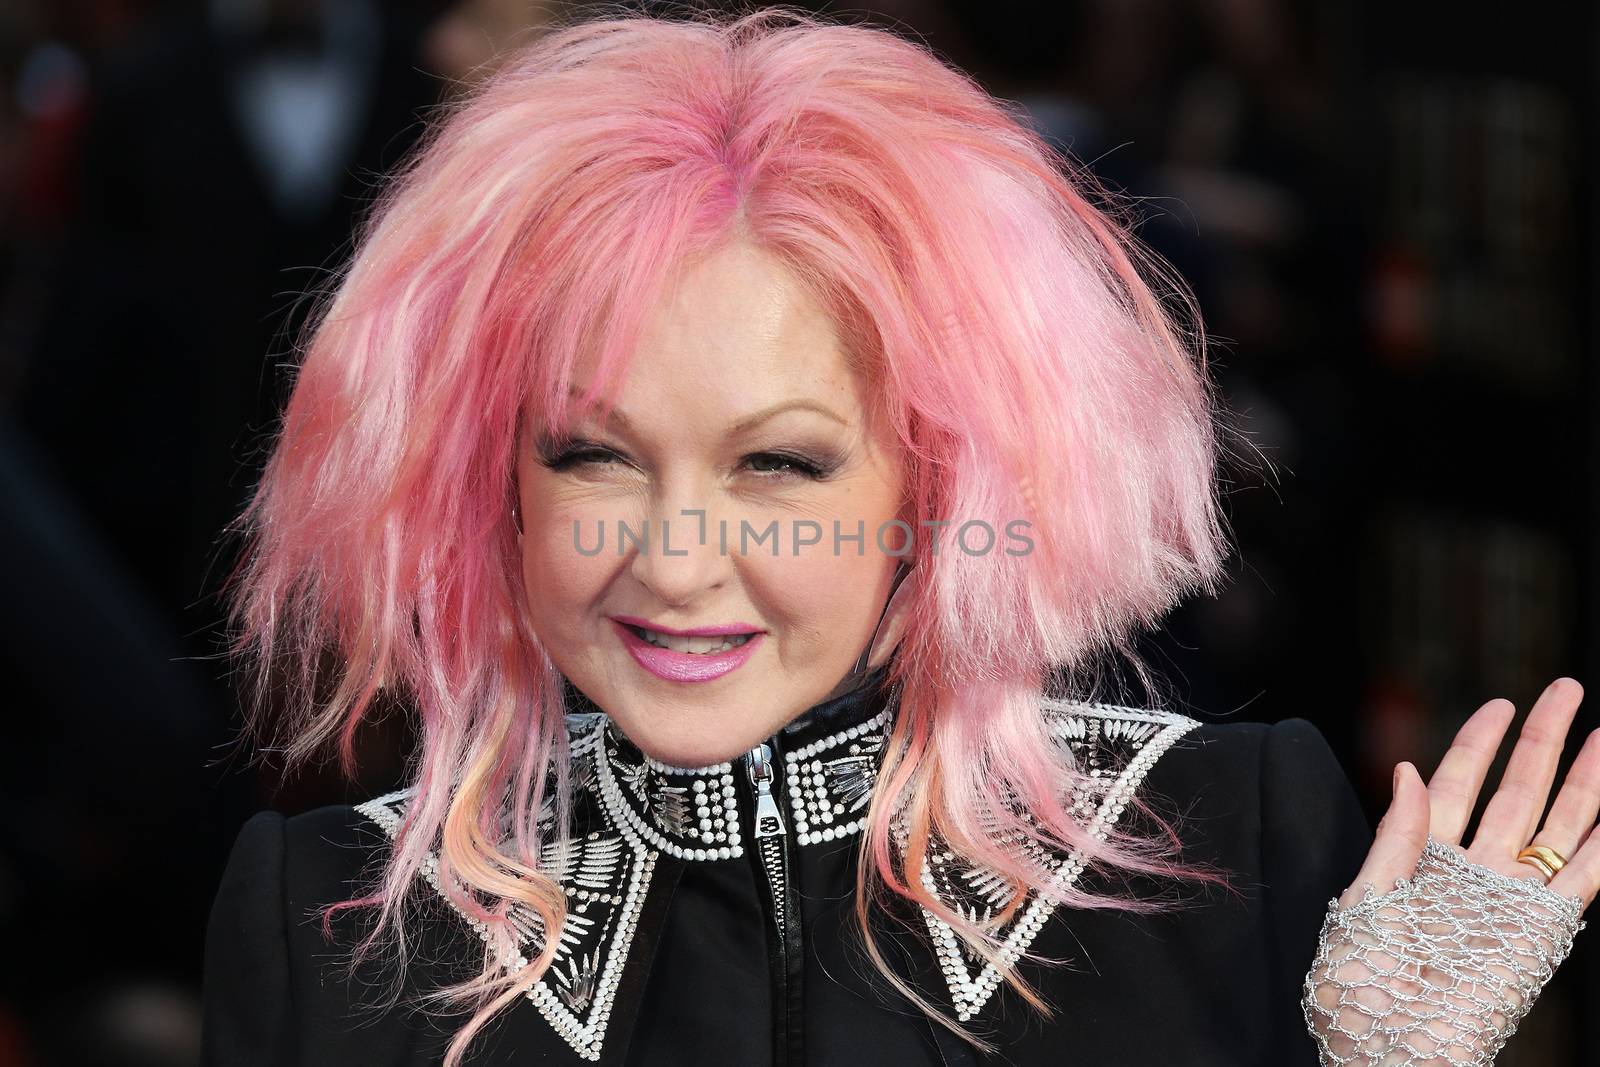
[203, 9, 1596, 1066]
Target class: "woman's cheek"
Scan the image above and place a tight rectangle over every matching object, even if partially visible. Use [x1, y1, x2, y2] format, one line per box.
[786, 540, 889, 641]
[523, 508, 609, 612]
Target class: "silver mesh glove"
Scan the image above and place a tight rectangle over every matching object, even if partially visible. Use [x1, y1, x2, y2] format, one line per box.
[1302, 834, 1587, 1065]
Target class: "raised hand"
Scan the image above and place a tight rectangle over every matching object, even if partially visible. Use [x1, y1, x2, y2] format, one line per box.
[1303, 677, 1595, 1066]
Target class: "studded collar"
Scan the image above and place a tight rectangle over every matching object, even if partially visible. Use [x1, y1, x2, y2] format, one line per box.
[355, 682, 1201, 1063]
[570, 665, 898, 862]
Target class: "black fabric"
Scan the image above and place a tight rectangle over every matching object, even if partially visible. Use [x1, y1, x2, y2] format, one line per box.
[203, 703, 1372, 1066]
[631, 857, 769, 1064]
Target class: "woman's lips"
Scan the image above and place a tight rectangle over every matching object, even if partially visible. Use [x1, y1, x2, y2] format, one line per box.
[613, 619, 764, 683]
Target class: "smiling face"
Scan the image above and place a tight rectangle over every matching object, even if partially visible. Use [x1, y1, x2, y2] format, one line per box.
[515, 240, 910, 767]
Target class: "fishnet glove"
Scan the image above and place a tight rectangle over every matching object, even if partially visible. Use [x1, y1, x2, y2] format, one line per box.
[1301, 834, 1587, 1066]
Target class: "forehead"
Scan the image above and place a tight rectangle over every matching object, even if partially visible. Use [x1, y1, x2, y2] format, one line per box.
[577, 242, 869, 429]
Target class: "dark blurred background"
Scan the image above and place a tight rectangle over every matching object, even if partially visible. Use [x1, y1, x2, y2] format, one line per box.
[0, 0, 1593, 1063]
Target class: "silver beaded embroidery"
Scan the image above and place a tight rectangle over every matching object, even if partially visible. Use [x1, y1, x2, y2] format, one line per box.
[894, 700, 1200, 1022]
[354, 699, 1197, 1057]
[354, 708, 894, 1061]
[593, 718, 743, 862]
[784, 706, 893, 846]
[357, 740, 655, 1064]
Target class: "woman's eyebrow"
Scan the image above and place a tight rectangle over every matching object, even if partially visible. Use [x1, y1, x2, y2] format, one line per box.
[728, 400, 849, 433]
[567, 386, 849, 434]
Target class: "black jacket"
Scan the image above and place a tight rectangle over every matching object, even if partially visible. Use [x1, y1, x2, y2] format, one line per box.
[203, 671, 1372, 1066]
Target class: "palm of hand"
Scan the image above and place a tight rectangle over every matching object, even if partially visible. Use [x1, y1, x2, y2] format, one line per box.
[1304, 677, 1596, 1065]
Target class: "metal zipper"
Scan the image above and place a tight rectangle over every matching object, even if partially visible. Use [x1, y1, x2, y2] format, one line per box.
[748, 742, 788, 929]
[746, 739, 800, 1064]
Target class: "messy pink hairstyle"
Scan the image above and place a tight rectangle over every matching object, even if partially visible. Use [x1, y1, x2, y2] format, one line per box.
[223, 6, 1244, 1062]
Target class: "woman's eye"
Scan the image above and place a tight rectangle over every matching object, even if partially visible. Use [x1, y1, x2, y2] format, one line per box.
[744, 452, 828, 480]
[539, 440, 832, 481]
[540, 444, 623, 471]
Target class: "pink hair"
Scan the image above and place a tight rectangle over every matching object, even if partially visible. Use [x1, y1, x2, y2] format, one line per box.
[222, 6, 1245, 1062]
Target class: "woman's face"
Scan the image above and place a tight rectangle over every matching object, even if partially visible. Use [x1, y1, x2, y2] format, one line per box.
[516, 240, 909, 767]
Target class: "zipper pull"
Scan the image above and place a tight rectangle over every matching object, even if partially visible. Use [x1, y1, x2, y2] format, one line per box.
[746, 742, 786, 838]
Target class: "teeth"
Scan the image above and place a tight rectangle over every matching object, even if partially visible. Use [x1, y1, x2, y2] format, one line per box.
[636, 628, 754, 654]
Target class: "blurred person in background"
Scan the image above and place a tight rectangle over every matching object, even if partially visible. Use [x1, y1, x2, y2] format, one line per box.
[1, 0, 439, 1062]
[424, 0, 561, 89]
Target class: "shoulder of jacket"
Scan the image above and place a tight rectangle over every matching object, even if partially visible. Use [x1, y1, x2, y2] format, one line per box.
[1037, 693, 1207, 771]
[900, 696, 1209, 1023]
[277, 802, 395, 883]
[353, 711, 607, 834]
[1044, 696, 1313, 757]
[1050, 709, 1345, 810]
[211, 803, 393, 928]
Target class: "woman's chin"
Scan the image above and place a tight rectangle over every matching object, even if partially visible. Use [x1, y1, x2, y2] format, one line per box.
[607, 705, 780, 769]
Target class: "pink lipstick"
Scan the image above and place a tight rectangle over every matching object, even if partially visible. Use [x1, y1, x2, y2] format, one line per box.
[611, 615, 762, 638]
[612, 618, 764, 683]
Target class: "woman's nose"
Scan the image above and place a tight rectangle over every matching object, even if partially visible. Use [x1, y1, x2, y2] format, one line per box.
[626, 497, 736, 606]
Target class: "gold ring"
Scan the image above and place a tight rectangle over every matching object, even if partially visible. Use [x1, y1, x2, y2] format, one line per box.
[1517, 843, 1568, 882]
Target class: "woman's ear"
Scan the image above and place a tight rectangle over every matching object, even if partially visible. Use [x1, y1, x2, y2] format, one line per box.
[819, 560, 915, 704]
[865, 561, 916, 669]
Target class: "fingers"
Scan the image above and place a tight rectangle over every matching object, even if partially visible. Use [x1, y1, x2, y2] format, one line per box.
[1526, 726, 1600, 864]
[1426, 698, 1516, 847]
[1339, 761, 1430, 908]
[1469, 678, 1585, 863]
[1549, 822, 1600, 911]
